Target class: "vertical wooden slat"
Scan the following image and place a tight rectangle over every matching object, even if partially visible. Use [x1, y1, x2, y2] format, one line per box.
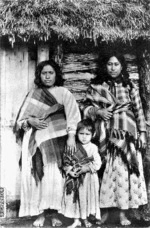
[53, 43, 63, 66]
[0, 44, 29, 208]
[0, 45, 6, 187]
[4, 45, 29, 125]
[28, 58, 36, 90]
[137, 46, 150, 220]
[37, 44, 49, 63]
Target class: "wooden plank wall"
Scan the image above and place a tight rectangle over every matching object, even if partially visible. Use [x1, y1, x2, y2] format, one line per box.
[0, 43, 5, 187]
[0, 44, 36, 217]
[0, 45, 30, 207]
[124, 53, 139, 86]
[62, 53, 98, 103]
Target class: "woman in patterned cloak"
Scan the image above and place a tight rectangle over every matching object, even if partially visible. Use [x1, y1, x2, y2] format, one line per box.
[83, 51, 147, 226]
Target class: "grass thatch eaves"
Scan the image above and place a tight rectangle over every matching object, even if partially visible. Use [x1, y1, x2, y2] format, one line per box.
[0, 0, 150, 46]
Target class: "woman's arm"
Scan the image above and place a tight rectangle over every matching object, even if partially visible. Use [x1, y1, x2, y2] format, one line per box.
[83, 86, 113, 121]
[61, 88, 81, 154]
[27, 117, 48, 130]
[96, 108, 113, 121]
[130, 87, 147, 150]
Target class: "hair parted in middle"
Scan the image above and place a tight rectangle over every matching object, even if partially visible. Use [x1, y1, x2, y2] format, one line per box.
[34, 59, 64, 88]
[92, 50, 132, 88]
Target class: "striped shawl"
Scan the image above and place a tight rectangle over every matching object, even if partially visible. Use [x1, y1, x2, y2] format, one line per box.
[14, 87, 67, 182]
[63, 142, 94, 203]
[84, 84, 139, 176]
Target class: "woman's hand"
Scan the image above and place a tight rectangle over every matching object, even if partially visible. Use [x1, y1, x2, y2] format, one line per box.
[97, 108, 113, 121]
[138, 132, 147, 152]
[28, 117, 48, 130]
[66, 133, 76, 155]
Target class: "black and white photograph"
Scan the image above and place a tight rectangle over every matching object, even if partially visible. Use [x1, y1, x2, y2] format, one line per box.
[0, 1, 150, 227]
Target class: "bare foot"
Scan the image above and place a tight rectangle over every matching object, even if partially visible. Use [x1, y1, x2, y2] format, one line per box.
[82, 219, 92, 227]
[33, 213, 45, 227]
[51, 217, 62, 227]
[96, 212, 108, 225]
[120, 211, 131, 226]
[67, 219, 81, 228]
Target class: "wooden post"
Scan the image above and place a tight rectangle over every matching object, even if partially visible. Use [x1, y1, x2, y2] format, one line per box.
[138, 46, 150, 220]
[0, 43, 6, 188]
[53, 43, 63, 67]
[37, 44, 49, 63]
[0, 44, 30, 217]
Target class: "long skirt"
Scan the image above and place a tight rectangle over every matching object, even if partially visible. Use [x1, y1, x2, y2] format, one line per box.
[61, 172, 101, 220]
[100, 152, 147, 209]
[19, 130, 64, 217]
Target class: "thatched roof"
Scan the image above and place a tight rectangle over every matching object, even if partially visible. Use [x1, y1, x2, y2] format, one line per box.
[0, 0, 150, 46]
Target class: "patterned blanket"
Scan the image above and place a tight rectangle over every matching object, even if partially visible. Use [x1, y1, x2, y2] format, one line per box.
[63, 142, 94, 203]
[84, 84, 139, 176]
[14, 87, 67, 182]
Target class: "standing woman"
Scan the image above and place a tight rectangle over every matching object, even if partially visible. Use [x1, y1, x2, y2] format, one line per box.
[14, 59, 81, 227]
[83, 51, 147, 226]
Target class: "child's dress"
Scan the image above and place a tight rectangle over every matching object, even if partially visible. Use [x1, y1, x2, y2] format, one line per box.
[61, 142, 101, 220]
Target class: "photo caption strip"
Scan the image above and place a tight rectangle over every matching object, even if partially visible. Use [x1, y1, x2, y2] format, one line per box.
[0, 187, 6, 218]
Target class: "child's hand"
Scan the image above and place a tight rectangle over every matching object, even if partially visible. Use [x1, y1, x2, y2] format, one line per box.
[75, 165, 90, 175]
[69, 170, 79, 178]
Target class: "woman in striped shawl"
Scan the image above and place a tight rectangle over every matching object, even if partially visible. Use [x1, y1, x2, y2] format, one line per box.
[14, 59, 81, 227]
[83, 51, 147, 226]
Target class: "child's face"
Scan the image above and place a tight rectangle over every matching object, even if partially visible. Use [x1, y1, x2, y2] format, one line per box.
[77, 128, 92, 145]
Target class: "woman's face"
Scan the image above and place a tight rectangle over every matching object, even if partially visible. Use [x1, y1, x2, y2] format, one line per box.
[40, 65, 56, 87]
[106, 56, 122, 78]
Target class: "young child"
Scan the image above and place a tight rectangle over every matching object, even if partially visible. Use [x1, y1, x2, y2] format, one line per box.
[61, 119, 101, 228]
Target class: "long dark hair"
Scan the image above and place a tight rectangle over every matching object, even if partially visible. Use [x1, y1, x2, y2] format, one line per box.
[92, 51, 132, 87]
[34, 59, 64, 87]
